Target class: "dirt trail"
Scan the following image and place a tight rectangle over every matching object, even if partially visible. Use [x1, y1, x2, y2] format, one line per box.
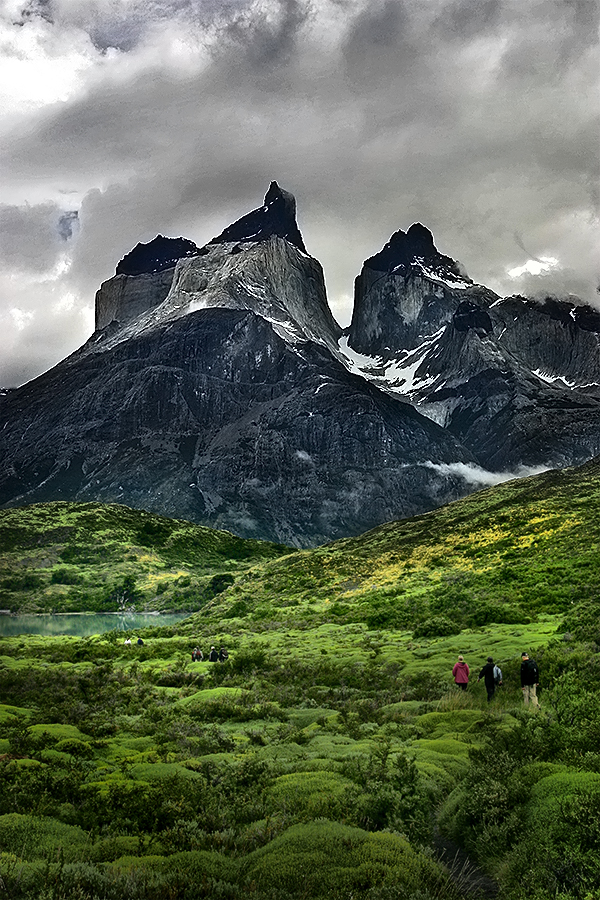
[433, 829, 499, 899]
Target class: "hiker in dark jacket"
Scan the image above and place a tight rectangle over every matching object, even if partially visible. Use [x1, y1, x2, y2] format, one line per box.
[520, 652, 540, 707]
[208, 646, 219, 662]
[478, 656, 497, 702]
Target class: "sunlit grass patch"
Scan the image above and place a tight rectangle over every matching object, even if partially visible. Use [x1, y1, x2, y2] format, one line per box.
[412, 746, 469, 781]
[267, 771, 354, 819]
[0, 813, 89, 862]
[416, 709, 483, 737]
[130, 761, 206, 782]
[176, 686, 243, 707]
[28, 723, 89, 742]
[0, 703, 32, 722]
[287, 707, 336, 728]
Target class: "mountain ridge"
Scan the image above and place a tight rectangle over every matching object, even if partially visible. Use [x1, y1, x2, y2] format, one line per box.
[2, 182, 600, 544]
[343, 226, 600, 470]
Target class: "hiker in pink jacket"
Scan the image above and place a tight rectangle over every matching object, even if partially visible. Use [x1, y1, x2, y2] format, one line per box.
[452, 655, 470, 691]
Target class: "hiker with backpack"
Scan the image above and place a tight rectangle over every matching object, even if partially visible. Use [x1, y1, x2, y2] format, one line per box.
[478, 656, 502, 702]
[452, 655, 470, 691]
[520, 652, 540, 707]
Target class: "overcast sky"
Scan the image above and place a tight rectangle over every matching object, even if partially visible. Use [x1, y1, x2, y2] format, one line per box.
[0, 0, 598, 386]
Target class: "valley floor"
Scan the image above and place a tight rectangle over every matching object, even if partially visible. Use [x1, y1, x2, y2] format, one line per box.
[2, 614, 598, 900]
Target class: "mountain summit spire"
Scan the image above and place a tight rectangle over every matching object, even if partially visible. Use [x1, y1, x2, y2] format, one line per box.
[364, 222, 462, 276]
[210, 181, 307, 253]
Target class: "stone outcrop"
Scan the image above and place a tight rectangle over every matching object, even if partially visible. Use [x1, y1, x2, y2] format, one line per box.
[95, 267, 176, 331]
[348, 225, 486, 356]
[94, 185, 316, 336]
[116, 235, 200, 276]
[95, 235, 201, 330]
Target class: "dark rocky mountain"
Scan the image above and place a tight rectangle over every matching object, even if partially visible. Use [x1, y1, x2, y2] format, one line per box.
[3, 187, 599, 544]
[209, 181, 307, 253]
[0, 186, 474, 547]
[343, 226, 600, 470]
[116, 235, 201, 276]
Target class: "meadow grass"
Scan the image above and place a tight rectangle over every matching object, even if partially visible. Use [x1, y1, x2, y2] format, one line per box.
[3, 461, 600, 897]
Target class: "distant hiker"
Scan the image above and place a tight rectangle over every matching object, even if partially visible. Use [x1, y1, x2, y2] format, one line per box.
[209, 646, 219, 662]
[452, 655, 470, 691]
[192, 647, 203, 662]
[493, 662, 503, 686]
[478, 656, 497, 702]
[520, 652, 540, 707]
[137, 638, 144, 646]
[124, 638, 131, 647]
[218, 647, 229, 663]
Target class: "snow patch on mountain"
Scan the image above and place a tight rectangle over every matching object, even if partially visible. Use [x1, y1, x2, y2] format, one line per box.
[338, 333, 443, 397]
[414, 262, 472, 290]
[532, 369, 600, 391]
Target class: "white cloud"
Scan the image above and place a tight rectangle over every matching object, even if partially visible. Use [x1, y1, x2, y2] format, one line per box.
[10, 307, 35, 331]
[507, 257, 560, 279]
[424, 461, 551, 488]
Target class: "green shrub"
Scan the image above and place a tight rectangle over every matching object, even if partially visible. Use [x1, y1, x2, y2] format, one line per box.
[0, 813, 88, 862]
[502, 772, 600, 899]
[267, 772, 354, 820]
[54, 738, 94, 758]
[241, 821, 453, 898]
[50, 568, 82, 585]
[413, 616, 461, 638]
[0, 573, 43, 591]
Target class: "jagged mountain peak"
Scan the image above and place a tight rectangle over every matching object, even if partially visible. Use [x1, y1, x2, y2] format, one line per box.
[364, 222, 468, 283]
[209, 181, 307, 253]
[115, 235, 200, 276]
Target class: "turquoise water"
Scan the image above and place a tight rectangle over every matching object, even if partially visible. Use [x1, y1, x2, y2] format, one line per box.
[0, 612, 192, 638]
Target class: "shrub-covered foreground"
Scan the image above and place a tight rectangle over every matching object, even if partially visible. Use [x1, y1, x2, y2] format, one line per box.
[4, 461, 600, 899]
[1, 603, 600, 900]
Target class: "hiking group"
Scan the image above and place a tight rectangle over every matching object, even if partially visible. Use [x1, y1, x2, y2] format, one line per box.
[452, 651, 539, 705]
[124, 637, 144, 647]
[192, 645, 228, 663]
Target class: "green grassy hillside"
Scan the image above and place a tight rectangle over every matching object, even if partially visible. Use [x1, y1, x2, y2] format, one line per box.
[0, 502, 292, 613]
[2, 462, 600, 899]
[207, 457, 600, 633]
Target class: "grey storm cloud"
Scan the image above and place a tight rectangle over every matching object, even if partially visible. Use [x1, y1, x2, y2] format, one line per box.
[0, 202, 72, 273]
[0, 0, 598, 386]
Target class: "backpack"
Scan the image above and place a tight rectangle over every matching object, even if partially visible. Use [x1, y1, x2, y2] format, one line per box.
[528, 659, 539, 682]
[493, 665, 502, 684]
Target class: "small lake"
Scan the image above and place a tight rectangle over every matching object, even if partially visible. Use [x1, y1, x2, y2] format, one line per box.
[0, 612, 192, 638]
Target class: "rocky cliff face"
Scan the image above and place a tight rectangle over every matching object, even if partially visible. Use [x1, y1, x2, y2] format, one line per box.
[0, 187, 474, 546]
[344, 227, 600, 470]
[95, 235, 201, 330]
